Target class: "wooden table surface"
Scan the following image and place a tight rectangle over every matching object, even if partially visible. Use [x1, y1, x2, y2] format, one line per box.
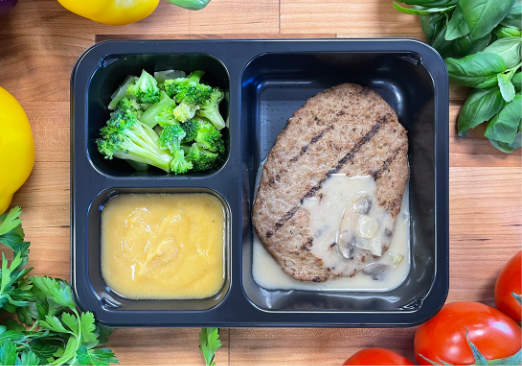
[1, 1, 521, 365]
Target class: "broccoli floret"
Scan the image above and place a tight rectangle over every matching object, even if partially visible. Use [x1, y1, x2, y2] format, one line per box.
[108, 76, 138, 110]
[159, 124, 186, 152]
[141, 91, 175, 128]
[180, 119, 199, 143]
[126, 70, 160, 104]
[170, 149, 193, 174]
[96, 109, 172, 172]
[197, 88, 225, 130]
[118, 97, 141, 115]
[173, 100, 199, 122]
[163, 71, 213, 104]
[184, 143, 221, 172]
[158, 124, 194, 174]
[194, 119, 225, 153]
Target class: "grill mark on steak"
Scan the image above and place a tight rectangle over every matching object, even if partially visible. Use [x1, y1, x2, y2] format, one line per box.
[289, 125, 335, 163]
[371, 146, 403, 181]
[272, 115, 389, 233]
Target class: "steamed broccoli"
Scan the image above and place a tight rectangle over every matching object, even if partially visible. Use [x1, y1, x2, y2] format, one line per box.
[159, 123, 186, 152]
[126, 70, 160, 104]
[98, 69, 228, 175]
[170, 149, 193, 174]
[96, 108, 172, 172]
[108, 76, 138, 110]
[164, 71, 213, 104]
[197, 88, 225, 130]
[180, 119, 199, 143]
[158, 124, 193, 174]
[118, 97, 141, 115]
[173, 100, 199, 122]
[179, 118, 225, 152]
[184, 143, 222, 172]
[141, 91, 175, 128]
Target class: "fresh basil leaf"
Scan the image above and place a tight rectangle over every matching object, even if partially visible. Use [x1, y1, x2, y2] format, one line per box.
[393, 2, 455, 15]
[501, 0, 522, 28]
[489, 132, 522, 152]
[446, 52, 506, 87]
[484, 37, 522, 68]
[512, 72, 522, 90]
[459, 0, 516, 40]
[485, 94, 522, 142]
[420, 12, 446, 43]
[401, 0, 458, 6]
[445, 6, 470, 40]
[448, 33, 492, 57]
[458, 87, 505, 134]
[498, 73, 516, 101]
[496, 26, 522, 38]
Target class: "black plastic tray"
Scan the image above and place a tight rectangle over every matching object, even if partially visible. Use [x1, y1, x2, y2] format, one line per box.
[71, 39, 449, 327]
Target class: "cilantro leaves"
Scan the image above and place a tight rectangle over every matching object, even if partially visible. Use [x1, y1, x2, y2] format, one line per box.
[0, 207, 118, 366]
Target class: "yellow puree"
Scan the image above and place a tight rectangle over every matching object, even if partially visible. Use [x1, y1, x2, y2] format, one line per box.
[101, 194, 225, 299]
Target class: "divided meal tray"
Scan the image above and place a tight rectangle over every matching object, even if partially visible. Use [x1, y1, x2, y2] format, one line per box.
[71, 39, 449, 327]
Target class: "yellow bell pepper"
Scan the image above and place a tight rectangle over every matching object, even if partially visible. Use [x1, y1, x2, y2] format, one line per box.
[0, 87, 34, 214]
[56, 0, 160, 26]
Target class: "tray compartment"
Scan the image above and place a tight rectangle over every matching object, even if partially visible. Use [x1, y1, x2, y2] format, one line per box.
[86, 187, 231, 311]
[87, 53, 230, 177]
[241, 52, 439, 312]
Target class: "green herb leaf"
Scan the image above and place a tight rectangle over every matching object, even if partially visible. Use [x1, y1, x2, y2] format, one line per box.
[420, 12, 447, 43]
[483, 37, 522, 68]
[498, 73, 516, 102]
[447, 33, 492, 58]
[30, 276, 76, 311]
[39, 315, 71, 334]
[445, 6, 470, 40]
[0, 207, 118, 366]
[501, 0, 522, 28]
[446, 52, 506, 88]
[16, 350, 40, 366]
[61, 312, 79, 334]
[496, 26, 522, 38]
[80, 312, 99, 346]
[458, 87, 505, 134]
[400, 0, 458, 7]
[485, 94, 522, 143]
[459, 0, 516, 40]
[0, 341, 18, 366]
[76, 346, 119, 366]
[0, 207, 22, 236]
[393, 2, 455, 15]
[199, 328, 222, 366]
[511, 72, 521, 91]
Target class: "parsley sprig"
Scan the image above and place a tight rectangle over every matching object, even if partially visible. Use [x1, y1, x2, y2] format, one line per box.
[0, 207, 118, 365]
[199, 328, 222, 366]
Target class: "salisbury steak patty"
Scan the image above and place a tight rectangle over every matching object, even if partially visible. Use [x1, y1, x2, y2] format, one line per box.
[252, 83, 409, 282]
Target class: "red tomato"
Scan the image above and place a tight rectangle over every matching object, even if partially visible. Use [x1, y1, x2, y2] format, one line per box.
[495, 251, 522, 322]
[415, 302, 521, 365]
[343, 348, 413, 365]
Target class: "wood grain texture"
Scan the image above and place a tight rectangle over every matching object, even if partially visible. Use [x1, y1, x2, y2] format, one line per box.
[0, 0, 521, 365]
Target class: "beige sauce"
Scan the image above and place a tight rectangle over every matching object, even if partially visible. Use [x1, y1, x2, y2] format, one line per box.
[252, 163, 410, 291]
